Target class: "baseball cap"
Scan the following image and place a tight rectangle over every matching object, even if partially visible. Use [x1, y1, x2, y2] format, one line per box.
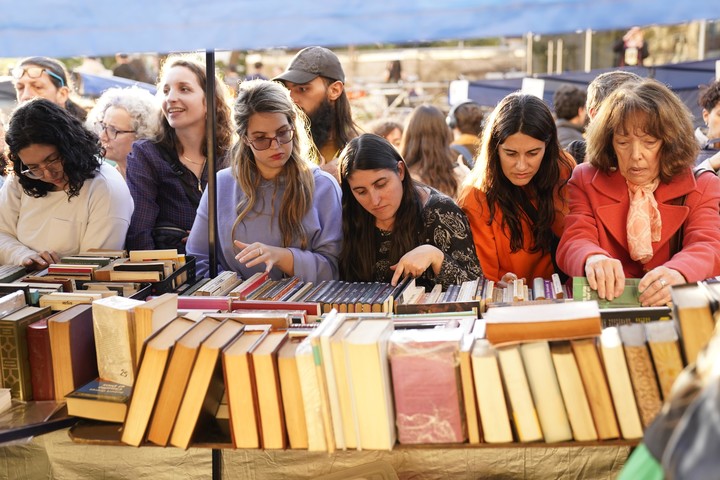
[274, 46, 345, 84]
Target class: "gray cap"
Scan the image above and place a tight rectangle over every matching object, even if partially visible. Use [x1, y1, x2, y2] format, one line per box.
[274, 46, 345, 84]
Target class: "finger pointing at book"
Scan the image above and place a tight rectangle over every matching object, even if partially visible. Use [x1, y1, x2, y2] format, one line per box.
[234, 240, 295, 276]
[389, 245, 444, 286]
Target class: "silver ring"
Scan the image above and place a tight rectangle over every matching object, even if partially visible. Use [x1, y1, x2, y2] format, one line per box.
[659, 278, 667, 288]
[257, 247, 262, 256]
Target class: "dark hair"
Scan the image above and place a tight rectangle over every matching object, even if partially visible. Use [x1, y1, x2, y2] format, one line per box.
[156, 55, 234, 166]
[18, 56, 88, 121]
[401, 105, 459, 197]
[459, 93, 573, 253]
[368, 119, 402, 138]
[6, 98, 102, 199]
[338, 134, 422, 281]
[453, 102, 485, 135]
[587, 79, 698, 181]
[553, 84, 587, 120]
[320, 76, 360, 151]
[699, 79, 720, 113]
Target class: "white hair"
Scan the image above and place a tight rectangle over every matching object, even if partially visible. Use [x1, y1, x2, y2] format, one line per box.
[86, 86, 162, 140]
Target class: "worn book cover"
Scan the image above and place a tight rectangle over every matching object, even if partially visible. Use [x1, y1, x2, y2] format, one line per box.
[66, 378, 132, 423]
[27, 318, 55, 401]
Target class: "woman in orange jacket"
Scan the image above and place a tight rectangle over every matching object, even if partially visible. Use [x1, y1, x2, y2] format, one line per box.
[458, 93, 575, 283]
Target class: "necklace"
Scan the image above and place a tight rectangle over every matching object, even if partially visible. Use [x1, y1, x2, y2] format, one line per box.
[182, 154, 206, 166]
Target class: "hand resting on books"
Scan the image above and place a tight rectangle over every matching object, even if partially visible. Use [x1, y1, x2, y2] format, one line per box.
[389, 244, 443, 286]
[234, 240, 295, 277]
[23, 249, 61, 272]
[637, 266, 685, 307]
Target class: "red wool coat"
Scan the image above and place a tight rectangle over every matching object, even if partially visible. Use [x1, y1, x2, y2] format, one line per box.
[557, 163, 720, 282]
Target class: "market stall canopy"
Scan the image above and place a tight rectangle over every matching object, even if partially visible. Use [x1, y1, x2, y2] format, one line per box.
[1, 1, 717, 57]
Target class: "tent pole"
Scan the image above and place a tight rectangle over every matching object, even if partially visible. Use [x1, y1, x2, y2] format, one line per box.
[526, 32, 533, 75]
[584, 29, 592, 72]
[205, 50, 219, 278]
[556, 38, 563, 74]
[698, 19, 707, 61]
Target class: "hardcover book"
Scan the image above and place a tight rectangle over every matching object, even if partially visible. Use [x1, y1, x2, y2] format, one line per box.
[66, 378, 132, 423]
[27, 318, 55, 400]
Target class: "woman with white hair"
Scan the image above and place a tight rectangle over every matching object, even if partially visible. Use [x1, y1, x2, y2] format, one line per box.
[86, 86, 161, 178]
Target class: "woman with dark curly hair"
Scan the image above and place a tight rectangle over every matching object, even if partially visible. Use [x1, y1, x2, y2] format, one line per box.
[458, 93, 575, 284]
[126, 54, 234, 252]
[557, 79, 720, 306]
[339, 133, 481, 289]
[0, 99, 133, 271]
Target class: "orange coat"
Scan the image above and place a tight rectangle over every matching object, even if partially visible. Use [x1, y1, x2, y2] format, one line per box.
[459, 184, 568, 282]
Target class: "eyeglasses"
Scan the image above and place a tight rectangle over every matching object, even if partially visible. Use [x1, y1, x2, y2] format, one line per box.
[97, 122, 136, 140]
[246, 129, 294, 151]
[20, 154, 63, 180]
[11, 66, 66, 88]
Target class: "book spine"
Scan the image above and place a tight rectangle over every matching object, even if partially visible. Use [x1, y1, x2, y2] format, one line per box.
[533, 278, 546, 300]
[0, 319, 34, 400]
[27, 320, 55, 400]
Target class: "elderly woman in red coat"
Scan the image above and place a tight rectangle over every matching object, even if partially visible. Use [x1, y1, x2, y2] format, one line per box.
[557, 79, 720, 307]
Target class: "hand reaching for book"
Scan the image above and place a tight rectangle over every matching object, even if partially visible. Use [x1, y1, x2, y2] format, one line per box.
[389, 244, 444, 286]
[234, 240, 294, 276]
[638, 266, 685, 307]
[584, 254, 625, 301]
[22, 249, 60, 272]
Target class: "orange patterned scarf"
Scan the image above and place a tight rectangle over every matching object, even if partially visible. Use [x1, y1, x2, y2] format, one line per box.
[626, 178, 661, 264]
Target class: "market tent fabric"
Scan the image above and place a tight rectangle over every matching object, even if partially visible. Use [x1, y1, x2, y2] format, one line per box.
[1, 1, 717, 58]
[467, 58, 720, 123]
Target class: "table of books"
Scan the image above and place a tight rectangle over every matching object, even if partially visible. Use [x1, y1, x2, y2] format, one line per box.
[0, 427, 631, 479]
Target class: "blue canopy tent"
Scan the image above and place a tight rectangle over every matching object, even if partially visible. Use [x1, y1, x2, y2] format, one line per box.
[467, 58, 720, 123]
[1, 0, 716, 279]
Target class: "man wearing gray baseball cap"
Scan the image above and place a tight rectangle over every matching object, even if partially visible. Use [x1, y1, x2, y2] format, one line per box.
[275, 46, 359, 179]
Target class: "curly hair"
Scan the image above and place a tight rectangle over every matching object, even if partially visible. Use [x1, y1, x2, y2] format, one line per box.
[155, 54, 235, 167]
[553, 84, 587, 120]
[698, 79, 720, 113]
[586, 79, 698, 182]
[338, 134, 423, 281]
[400, 105, 459, 197]
[85, 86, 162, 141]
[17, 57, 88, 121]
[459, 93, 573, 253]
[230, 79, 315, 249]
[5, 98, 102, 199]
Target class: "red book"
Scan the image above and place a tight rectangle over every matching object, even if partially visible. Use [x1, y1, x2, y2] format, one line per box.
[231, 300, 321, 317]
[27, 318, 55, 400]
[174, 296, 233, 311]
[230, 272, 271, 300]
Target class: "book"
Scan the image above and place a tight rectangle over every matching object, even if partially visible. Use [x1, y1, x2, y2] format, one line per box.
[572, 277, 642, 308]
[0, 290, 27, 318]
[228, 271, 270, 300]
[47, 304, 98, 400]
[570, 338, 620, 440]
[670, 283, 715, 365]
[618, 323, 663, 428]
[170, 319, 245, 449]
[121, 317, 197, 446]
[549, 342, 598, 441]
[250, 330, 288, 449]
[133, 293, 179, 363]
[329, 318, 361, 449]
[66, 378, 132, 423]
[470, 339, 513, 443]
[459, 332, 481, 443]
[519, 341, 572, 443]
[483, 300, 602, 346]
[343, 318, 396, 450]
[207, 311, 297, 332]
[496, 345, 543, 442]
[220, 325, 270, 449]
[27, 318, 55, 400]
[128, 249, 179, 262]
[599, 327, 643, 439]
[388, 327, 466, 444]
[23, 275, 76, 293]
[60, 255, 113, 267]
[39, 291, 103, 311]
[0, 305, 51, 400]
[599, 306, 672, 328]
[645, 321, 685, 400]
[277, 336, 309, 449]
[146, 316, 223, 446]
[109, 270, 162, 282]
[92, 296, 145, 386]
[295, 334, 328, 452]
[0, 283, 33, 305]
[0, 264, 29, 283]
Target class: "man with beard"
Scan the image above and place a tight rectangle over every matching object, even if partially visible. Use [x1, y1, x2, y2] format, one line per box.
[275, 46, 359, 179]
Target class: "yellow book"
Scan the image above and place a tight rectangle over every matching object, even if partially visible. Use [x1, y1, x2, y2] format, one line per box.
[496, 345, 543, 442]
[645, 321, 685, 400]
[470, 339, 512, 443]
[550, 342, 598, 441]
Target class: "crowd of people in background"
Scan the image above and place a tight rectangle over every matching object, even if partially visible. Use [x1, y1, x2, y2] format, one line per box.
[1, 45, 719, 296]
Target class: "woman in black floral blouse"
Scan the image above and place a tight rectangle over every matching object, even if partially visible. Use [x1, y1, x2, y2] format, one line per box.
[338, 133, 482, 288]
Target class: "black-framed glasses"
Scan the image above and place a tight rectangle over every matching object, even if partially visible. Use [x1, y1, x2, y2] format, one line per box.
[20, 154, 63, 180]
[246, 128, 294, 151]
[11, 66, 65, 88]
[97, 122, 136, 140]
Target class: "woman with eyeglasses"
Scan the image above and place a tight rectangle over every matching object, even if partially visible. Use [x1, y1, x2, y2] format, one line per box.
[0, 99, 133, 271]
[186, 79, 342, 281]
[11, 56, 88, 121]
[125, 54, 234, 253]
[85, 86, 162, 178]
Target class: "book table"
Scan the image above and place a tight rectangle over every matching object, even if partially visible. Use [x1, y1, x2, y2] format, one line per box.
[0, 418, 635, 479]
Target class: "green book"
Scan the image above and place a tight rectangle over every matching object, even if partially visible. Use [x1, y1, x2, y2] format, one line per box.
[572, 277, 642, 308]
